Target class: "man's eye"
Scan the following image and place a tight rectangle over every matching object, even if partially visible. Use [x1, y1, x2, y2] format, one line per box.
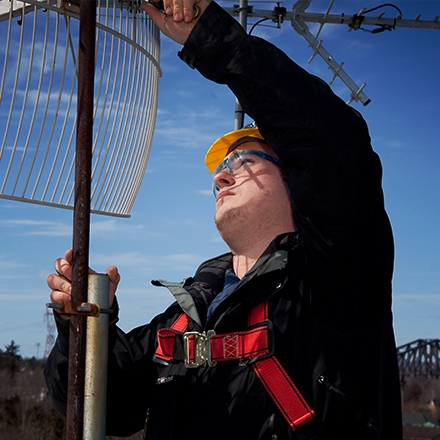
[229, 157, 244, 169]
[241, 156, 256, 164]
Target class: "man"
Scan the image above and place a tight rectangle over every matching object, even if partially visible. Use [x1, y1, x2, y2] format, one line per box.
[45, 0, 402, 438]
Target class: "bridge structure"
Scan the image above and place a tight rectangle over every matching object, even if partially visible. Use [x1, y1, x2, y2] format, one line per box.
[397, 339, 440, 378]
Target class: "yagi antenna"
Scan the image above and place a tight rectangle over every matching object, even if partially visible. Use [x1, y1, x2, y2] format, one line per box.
[225, 0, 440, 110]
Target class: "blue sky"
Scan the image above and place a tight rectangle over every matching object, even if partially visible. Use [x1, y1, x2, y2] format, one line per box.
[0, 0, 439, 358]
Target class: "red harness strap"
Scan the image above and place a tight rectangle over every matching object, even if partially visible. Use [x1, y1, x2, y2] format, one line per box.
[154, 301, 315, 431]
[155, 313, 190, 362]
[155, 321, 271, 364]
[248, 302, 316, 431]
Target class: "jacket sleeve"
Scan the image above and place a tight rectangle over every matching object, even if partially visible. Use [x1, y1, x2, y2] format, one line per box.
[179, 2, 394, 331]
[104, 317, 160, 436]
[44, 304, 160, 437]
[44, 315, 70, 417]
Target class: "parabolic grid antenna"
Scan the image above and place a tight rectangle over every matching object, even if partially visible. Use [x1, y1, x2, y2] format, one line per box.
[0, 0, 161, 217]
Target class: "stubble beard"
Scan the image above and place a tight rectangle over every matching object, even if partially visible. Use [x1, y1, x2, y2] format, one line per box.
[214, 205, 251, 250]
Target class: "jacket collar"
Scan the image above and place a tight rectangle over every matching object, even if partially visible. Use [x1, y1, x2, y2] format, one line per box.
[152, 232, 301, 327]
[243, 232, 300, 280]
[192, 232, 301, 287]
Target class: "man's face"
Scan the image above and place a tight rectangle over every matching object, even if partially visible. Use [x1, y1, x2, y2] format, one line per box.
[213, 142, 294, 238]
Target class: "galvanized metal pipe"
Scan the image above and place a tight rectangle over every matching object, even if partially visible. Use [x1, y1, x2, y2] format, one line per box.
[67, 0, 97, 439]
[84, 273, 110, 440]
[234, 0, 248, 130]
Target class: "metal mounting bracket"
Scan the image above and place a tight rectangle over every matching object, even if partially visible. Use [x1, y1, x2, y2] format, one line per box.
[46, 301, 113, 317]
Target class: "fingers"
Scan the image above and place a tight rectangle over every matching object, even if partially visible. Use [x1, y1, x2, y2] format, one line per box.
[142, 1, 167, 22]
[164, 0, 197, 22]
[48, 271, 72, 295]
[47, 270, 72, 321]
[141, 2, 190, 45]
[48, 250, 121, 320]
[146, 0, 198, 22]
[53, 248, 73, 280]
[141, 0, 209, 45]
[106, 265, 121, 306]
[49, 252, 73, 314]
[64, 248, 73, 263]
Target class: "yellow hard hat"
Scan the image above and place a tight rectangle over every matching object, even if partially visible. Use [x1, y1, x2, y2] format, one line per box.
[204, 124, 266, 173]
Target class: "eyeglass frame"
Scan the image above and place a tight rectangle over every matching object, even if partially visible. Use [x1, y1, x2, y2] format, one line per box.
[212, 149, 280, 197]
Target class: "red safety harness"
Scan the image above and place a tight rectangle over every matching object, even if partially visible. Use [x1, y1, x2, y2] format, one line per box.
[154, 301, 316, 433]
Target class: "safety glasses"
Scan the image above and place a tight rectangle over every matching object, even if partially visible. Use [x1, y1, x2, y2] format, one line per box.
[212, 150, 280, 197]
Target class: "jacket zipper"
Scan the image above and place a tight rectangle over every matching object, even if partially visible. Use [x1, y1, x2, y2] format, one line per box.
[143, 408, 149, 440]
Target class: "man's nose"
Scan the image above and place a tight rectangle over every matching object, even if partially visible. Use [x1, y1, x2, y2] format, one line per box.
[213, 168, 236, 190]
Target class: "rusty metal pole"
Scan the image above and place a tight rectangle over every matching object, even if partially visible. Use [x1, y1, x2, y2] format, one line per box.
[66, 0, 96, 439]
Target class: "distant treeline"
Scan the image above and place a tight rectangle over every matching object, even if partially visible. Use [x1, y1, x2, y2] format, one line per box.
[1, 340, 439, 439]
[0, 341, 65, 439]
[0, 340, 145, 440]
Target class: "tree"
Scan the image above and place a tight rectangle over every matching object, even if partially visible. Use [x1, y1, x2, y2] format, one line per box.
[4, 341, 21, 359]
[2, 341, 22, 381]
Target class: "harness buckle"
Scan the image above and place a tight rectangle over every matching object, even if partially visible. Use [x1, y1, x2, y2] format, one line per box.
[183, 330, 217, 368]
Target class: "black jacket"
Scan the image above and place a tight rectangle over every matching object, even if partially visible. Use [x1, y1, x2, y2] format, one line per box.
[45, 3, 402, 439]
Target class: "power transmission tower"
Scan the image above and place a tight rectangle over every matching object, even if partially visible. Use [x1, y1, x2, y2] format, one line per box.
[43, 309, 56, 359]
